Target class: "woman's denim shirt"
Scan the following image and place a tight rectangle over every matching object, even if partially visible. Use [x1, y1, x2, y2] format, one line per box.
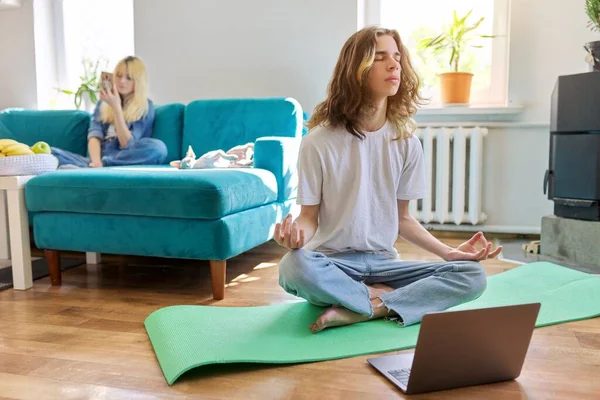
[87, 99, 155, 149]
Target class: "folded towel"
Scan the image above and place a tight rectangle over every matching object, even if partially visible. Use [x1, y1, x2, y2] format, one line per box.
[170, 143, 254, 169]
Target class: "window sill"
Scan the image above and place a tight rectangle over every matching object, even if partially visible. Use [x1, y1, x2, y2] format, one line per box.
[415, 104, 524, 118]
[411, 104, 548, 128]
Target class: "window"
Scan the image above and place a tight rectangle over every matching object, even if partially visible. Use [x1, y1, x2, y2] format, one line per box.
[361, 0, 510, 107]
[52, 0, 135, 109]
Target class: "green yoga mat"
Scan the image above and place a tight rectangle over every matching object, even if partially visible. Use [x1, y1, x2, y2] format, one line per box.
[144, 262, 600, 385]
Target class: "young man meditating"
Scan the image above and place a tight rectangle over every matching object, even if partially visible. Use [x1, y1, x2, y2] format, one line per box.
[274, 26, 502, 333]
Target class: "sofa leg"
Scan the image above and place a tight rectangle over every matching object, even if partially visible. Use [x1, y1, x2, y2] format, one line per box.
[209, 260, 226, 300]
[45, 250, 62, 286]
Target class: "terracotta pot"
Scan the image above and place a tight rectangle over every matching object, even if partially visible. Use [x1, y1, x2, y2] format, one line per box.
[439, 72, 474, 105]
[585, 40, 600, 71]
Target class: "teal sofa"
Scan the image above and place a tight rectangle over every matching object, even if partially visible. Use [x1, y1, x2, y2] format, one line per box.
[0, 97, 303, 299]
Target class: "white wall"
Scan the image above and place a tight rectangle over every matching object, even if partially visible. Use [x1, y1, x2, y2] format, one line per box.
[480, 127, 553, 232]
[401, 0, 597, 233]
[479, 0, 598, 232]
[0, 0, 38, 110]
[133, 0, 357, 113]
[133, 0, 598, 234]
[508, 0, 597, 123]
[0, 0, 595, 233]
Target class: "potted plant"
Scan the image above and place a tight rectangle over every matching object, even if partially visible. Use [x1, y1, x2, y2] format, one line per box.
[58, 57, 107, 112]
[418, 10, 495, 105]
[585, 0, 600, 71]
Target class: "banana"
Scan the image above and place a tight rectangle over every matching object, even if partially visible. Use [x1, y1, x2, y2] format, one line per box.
[2, 143, 34, 156]
[1, 143, 26, 152]
[0, 139, 18, 152]
[0, 153, 5, 157]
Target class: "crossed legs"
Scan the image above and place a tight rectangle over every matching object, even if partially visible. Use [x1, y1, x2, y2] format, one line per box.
[278, 249, 487, 333]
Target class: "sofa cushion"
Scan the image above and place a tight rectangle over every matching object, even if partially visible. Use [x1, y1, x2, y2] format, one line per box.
[254, 136, 300, 202]
[182, 97, 303, 158]
[152, 103, 185, 164]
[0, 108, 90, 156]
[32, 199, 297, 260]
[0, 118, 11, 137]
[25, 166, 278, 220]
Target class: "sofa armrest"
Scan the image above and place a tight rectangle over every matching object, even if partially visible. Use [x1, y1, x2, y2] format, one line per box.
[254, 136, 301, 202]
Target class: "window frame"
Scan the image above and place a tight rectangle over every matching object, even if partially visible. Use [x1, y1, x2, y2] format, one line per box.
[360, 0, 511, 107]
[50, 0, 135, 109]
[52, 0, 69, 96]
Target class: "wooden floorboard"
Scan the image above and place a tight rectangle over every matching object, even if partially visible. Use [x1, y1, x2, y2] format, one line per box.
[1, 238, 599, 399]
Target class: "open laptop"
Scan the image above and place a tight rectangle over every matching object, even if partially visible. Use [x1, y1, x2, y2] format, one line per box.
[367, 303, 541, 395]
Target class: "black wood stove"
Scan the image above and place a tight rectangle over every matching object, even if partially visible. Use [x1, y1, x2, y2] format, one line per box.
[544, 72, 600, 221]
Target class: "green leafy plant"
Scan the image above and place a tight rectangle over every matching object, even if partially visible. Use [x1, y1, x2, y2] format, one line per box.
[58, 57, 107, 110]
[586, 0, 600, 32]
[417, 10, 495, 72]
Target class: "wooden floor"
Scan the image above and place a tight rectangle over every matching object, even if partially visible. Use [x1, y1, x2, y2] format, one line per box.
[0, 238, 599, 399]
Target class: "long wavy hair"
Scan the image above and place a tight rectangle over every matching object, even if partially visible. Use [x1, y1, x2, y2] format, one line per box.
[100, 56, 149, 124]
[308, 26, 425, 140]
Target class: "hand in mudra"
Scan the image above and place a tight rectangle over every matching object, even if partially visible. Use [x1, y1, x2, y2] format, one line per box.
[445, 231, 503, 262]
[274, 214, 305, 250]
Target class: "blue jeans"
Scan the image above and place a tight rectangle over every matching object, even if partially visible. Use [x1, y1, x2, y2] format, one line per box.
[52, 137, 167, 167]
[278, 249, 487, 326]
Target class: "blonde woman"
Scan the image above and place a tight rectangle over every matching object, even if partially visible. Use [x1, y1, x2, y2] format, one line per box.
[274, 27, 502, 333]
[53, 56, 167, 168]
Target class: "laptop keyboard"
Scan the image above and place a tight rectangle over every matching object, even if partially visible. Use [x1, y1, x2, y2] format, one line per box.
[387, 368, 411, 386]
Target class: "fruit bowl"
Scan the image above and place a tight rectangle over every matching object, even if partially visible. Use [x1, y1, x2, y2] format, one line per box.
[0, 154, 59, 176]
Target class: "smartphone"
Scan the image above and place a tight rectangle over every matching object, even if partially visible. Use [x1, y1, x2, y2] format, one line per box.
[100, 71, 113, 91]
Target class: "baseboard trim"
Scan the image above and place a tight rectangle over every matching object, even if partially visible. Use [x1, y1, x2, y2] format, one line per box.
[423, 224, 541, 235]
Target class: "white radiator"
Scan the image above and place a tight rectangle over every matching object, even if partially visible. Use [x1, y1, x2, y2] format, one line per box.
[409, 127, 488, 226]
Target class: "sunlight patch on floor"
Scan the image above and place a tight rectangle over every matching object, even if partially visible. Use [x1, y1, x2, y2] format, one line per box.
[232, 274, 261, 283]
[253, 262, 277, 270]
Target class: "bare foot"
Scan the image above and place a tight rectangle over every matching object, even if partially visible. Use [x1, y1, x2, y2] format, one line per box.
[310, 298, 395, 333]
[310, 307, 369, 333]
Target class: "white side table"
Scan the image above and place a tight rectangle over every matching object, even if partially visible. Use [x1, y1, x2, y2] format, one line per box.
[0, 175, 34, 290]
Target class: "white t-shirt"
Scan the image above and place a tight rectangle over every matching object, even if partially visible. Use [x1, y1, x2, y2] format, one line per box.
[297, 121, 426, 258]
